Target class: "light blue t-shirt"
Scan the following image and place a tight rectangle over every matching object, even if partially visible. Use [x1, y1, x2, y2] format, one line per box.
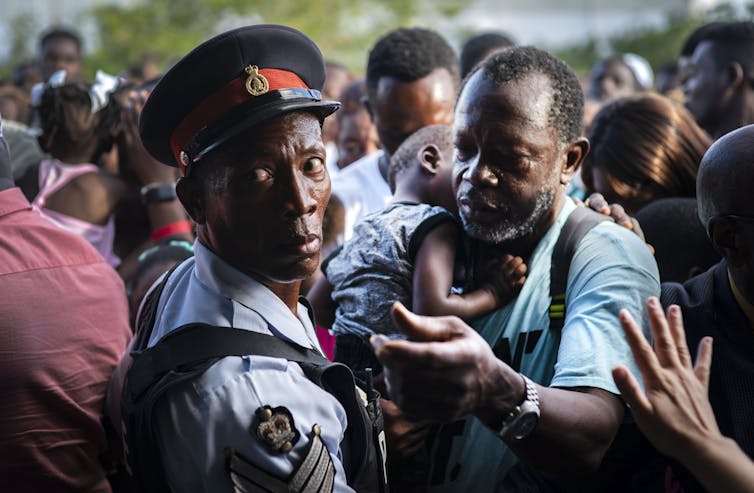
[427, 199, 660, 492]
[144, 241, 355, 493]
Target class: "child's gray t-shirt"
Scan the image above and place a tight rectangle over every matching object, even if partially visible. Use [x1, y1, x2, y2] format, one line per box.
[323, 201, 455, 338]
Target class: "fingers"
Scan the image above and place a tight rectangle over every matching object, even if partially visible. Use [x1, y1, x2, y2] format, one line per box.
[631, 217, 648, 243]
[694, 336, 714, 394]
[646, 297, 681, 368]
[666, 305, 691, 369]
[609, 203, 634, 230]
[612, 365, 652, 415]
[586, 193, 611, 215]
[389, 302, 464, 342]
[620, 308, 662, 384]
[501, 255, 527, 284]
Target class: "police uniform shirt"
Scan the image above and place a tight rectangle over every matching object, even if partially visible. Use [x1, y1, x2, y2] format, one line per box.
[146, 240, 354, 492]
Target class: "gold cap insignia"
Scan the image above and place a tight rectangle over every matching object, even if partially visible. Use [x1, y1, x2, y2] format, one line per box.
[179, 151, 190, 167]
[245, 65, 269, 96]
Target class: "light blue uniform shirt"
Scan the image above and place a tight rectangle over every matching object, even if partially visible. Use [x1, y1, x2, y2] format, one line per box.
[427, 199, 660, 492]
[145, 241, 354, 492]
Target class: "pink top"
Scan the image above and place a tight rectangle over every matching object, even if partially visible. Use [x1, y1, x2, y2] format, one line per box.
[32, 159, 120, 267]
[0, 187, 131, 492]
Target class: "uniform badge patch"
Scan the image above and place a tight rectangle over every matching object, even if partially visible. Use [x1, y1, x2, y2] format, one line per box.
[254, 405, 300, 453]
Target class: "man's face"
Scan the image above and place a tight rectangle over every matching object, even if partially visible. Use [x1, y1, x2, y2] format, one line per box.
[336, 109, 379, 169]
[40, 38, 82, 80]
[196, 112, 330, 284]
[453, 72, 564, 245]
[683, 41, 725, 134]
[370, 68, 456, 156]
[322, 66, 350, 144]
[587, 59, 639, 102]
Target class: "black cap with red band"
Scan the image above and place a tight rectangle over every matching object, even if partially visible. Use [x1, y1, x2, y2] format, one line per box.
[139, 24, 341, 175]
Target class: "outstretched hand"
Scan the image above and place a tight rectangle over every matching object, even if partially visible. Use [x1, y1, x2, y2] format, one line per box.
[612, 297, 716, 461]
[371, 302, 512, 422]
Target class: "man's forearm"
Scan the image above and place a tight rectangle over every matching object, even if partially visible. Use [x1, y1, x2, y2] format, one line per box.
[475, 360, 624, 473]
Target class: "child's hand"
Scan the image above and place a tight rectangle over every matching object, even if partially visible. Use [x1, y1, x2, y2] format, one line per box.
[481, 254, 527, 306]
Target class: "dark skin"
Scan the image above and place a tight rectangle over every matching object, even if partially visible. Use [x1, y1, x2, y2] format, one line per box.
[586, 58, 641, 102]
[373, 72, 625, 473]
[307, 141, 526, 327]
[40, 37, 82, 81]
[683, 41, 754, 139]
[178, 112, 330, 312]
[365, 68, 456, 179]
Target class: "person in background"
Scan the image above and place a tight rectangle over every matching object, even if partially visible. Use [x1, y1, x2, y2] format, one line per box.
[322, 60, 352, 174]
[582, 92, 710, 215]
[658, 124, 754, 492]
[459, 31, 516, 79]
[335, 78, 380, 171]
[0, 116, 132, 492]
[38, 26, 83, 81]
[333, 27, 459, 240]
[682, 21, 754, 140]
[586, 53, 653, 103]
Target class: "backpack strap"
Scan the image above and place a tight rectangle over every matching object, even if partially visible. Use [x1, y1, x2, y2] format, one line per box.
[549, 206, 612, 330]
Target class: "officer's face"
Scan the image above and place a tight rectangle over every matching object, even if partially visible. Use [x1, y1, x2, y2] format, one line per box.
[194, 112, 330, 284]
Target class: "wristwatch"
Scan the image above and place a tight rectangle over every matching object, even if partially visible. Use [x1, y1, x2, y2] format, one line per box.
[498, 374, 540, 441]
[141, 182, 177, 204]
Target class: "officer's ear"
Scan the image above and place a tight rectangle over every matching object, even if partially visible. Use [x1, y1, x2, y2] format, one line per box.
[560, 137, 589, 186]
[176, 176, 206, 225]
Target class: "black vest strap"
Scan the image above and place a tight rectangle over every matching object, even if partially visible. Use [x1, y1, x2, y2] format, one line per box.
[128, 323, 328, 398]
[549, 206, 611, 330]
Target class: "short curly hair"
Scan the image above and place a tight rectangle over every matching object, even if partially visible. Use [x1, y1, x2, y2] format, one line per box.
[366, 28, 460, 104]
[463, 46, 584, 145]
[387, 124, 453, 193]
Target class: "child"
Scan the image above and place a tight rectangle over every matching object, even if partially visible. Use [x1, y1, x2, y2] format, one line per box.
[308, 124, 526, 374]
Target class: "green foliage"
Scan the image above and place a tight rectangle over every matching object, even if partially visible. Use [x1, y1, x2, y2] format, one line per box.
[85, 0, 464, 78]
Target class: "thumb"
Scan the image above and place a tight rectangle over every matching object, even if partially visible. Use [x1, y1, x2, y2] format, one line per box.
[390, 301, 459, 342]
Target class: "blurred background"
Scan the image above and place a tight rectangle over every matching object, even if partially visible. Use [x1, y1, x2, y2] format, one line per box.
[1, 0, 753, 80]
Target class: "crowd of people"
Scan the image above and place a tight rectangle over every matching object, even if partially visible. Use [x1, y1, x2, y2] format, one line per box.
[0, 17, 753, 493]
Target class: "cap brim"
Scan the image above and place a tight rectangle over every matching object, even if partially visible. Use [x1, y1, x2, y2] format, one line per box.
[189, 98, 341, 166]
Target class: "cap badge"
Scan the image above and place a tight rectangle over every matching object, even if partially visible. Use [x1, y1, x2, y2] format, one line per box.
[179, 151, 190, 167]
[245, 65, 269, 96]
[254, 405, 300, 454]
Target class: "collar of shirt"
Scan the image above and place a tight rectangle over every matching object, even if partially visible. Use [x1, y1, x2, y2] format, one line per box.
[193, 241, 320, 350]
[727, 268, 754, 331]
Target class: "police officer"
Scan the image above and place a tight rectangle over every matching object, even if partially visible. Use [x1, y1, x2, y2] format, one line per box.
[107, 25, 386, 493]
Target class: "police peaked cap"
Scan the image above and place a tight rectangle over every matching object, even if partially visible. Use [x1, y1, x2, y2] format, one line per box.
[139, 24, 341, 174]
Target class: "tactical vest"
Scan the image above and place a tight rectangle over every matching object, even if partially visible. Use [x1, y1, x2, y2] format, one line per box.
[105, 267, 388, 493]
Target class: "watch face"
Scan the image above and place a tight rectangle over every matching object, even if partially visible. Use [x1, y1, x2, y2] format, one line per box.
[512, 413, 539, 440]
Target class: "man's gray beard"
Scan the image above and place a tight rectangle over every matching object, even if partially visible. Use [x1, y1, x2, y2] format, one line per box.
[461, 188, 555, 245]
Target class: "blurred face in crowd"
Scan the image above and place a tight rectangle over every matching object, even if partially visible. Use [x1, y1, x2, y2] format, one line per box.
[587, 59, 640, 102]
[453, 71, 570, 246]
[369, 68, 456, 156]
[683, 41, 726, 136]
[336, 109, 379, 169]
[321, 65, 350, 145]
[40, 37, 82, 80]
[183, 111, 330, 285]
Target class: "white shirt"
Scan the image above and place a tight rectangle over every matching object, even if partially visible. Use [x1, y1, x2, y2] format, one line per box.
[331, 150, 392, 240]
[148, 241, 354, 492]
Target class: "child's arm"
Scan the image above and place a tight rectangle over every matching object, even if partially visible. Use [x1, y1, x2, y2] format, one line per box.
[412, 222, 526, 320]
[306, 274, 337, 329]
